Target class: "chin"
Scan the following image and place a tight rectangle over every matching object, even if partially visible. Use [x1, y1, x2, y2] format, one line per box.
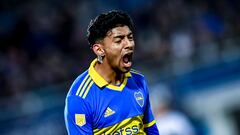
[117, 62, 132, 73]
[121, 67, 131, 73]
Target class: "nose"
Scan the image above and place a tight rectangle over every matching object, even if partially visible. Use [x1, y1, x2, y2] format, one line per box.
[123, 38, 135, 50]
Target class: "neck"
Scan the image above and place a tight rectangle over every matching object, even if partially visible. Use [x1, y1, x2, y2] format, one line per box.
[94, 61, 124, 86]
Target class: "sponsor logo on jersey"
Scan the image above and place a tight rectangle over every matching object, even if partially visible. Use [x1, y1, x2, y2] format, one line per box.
[110, 125, 140, 135]
[104, 107, 115, 117]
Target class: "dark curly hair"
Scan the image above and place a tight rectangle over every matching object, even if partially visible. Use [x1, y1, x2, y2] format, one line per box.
[87, 10, 134, 46]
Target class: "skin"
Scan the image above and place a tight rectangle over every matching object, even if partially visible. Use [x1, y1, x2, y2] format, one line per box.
[92, 25, 135, 86]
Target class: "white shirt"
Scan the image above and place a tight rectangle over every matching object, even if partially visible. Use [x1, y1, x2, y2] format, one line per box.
[156, 111, 195, 135]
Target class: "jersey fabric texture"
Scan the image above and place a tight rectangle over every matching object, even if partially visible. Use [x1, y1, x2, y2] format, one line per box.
[64, 59, 159, 135]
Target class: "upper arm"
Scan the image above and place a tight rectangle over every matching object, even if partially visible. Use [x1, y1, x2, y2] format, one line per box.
[142, 79, 160, 134]
[64, 96, 93, 135]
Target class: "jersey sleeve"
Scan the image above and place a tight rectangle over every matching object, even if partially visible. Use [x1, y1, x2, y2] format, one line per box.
[64, 95, 93, 135]
[142, 79, 160, 135]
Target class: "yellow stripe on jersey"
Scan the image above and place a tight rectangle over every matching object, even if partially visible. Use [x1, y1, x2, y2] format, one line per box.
[76, 74, 90, 96]
[82, 81, 94, 99]
[144, 120, 156, 128]
[93, 115, 146, 135]
[130, 69, 143, 76]
[79, 77, 92, 97]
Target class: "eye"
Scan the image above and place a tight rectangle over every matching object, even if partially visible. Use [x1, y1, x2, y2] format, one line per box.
[128, 35, 133, 41]
[114, 39, 122, 43]
[114, 41, 120, 44]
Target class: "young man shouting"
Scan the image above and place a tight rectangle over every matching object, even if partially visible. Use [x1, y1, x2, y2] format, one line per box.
[64, 10, 159, 135]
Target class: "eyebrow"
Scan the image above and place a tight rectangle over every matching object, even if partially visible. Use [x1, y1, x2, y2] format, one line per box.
[113, 32, 133, 39]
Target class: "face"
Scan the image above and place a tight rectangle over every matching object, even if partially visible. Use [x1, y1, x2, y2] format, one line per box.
[102, 25, 135, 73]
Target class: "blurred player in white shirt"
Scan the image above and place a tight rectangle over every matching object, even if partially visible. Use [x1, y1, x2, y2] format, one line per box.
[151, 84, 195, 135]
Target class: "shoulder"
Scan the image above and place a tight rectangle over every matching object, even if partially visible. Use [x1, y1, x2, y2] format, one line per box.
[130, 69, 148, 89]
[67, 70, 93, 98]
[130, 69, 145, 79]
[66, 70, 96, 109]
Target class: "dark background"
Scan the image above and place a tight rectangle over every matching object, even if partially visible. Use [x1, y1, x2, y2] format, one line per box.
[0, 0, 240, 135]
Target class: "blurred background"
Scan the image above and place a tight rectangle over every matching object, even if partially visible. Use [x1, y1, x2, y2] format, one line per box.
[0, 0, 240, 135]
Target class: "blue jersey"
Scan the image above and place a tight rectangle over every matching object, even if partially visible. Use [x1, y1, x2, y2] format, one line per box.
[64, 59, 159, 135]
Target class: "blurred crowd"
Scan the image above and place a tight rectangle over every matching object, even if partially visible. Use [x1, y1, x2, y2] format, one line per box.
[0, 0, 240, 134]
[1, 0, 240, 98]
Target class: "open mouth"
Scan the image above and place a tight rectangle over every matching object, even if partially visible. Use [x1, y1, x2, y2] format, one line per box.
[122, 52, 133, 68]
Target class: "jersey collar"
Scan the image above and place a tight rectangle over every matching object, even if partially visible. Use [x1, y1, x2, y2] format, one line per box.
[89, 59, 131, 90]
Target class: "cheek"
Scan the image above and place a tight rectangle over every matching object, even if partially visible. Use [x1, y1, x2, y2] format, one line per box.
[105, 46, 123, 62]
[106, 45, 122, 57]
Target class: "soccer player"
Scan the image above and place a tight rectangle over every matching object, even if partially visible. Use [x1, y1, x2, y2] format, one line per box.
[64, 10, 159, 135]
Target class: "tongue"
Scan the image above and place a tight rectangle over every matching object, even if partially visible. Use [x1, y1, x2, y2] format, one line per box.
[123, 56, 129, 63]
[123, 56, 132, 67]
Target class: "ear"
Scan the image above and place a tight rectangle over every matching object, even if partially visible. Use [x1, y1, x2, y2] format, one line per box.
[92, 43, 105, 56]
